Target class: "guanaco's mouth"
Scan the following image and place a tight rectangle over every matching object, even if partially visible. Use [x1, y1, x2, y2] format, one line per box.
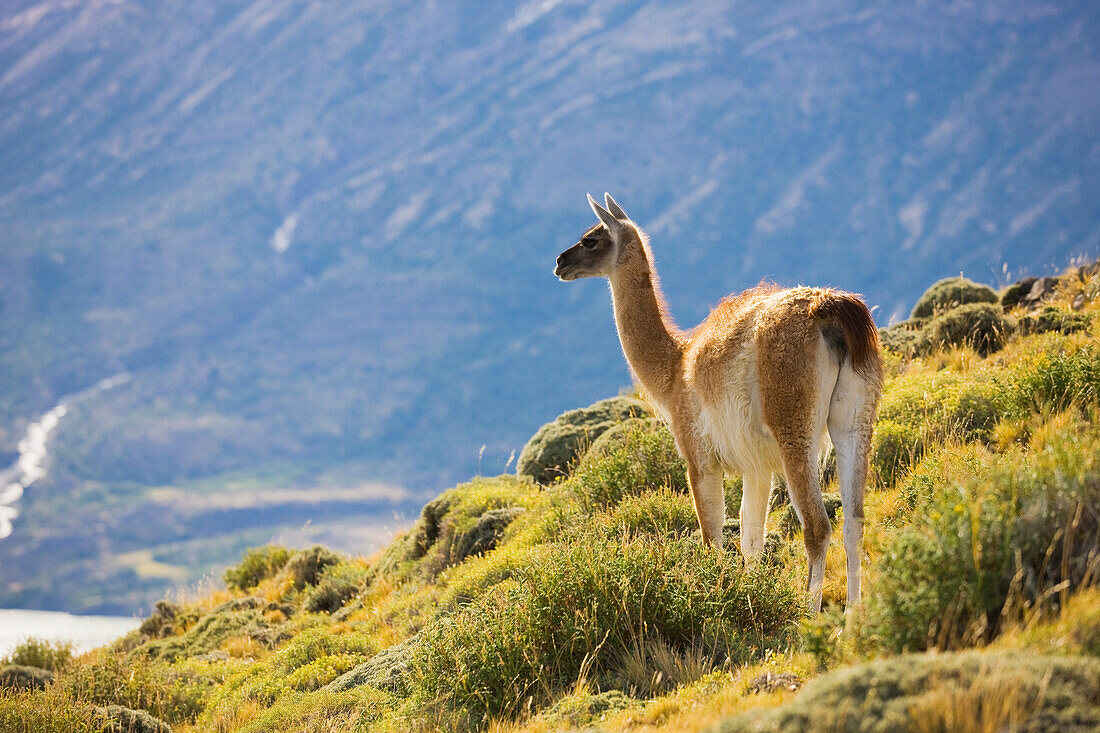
[554, 265, 577, 281]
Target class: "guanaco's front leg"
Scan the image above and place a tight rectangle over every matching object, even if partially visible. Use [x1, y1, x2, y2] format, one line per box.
[687, 461, 725, 549]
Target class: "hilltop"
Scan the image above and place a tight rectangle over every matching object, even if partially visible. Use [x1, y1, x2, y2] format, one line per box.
[3, 260, 1099, 731]
[2, 0, 1100, 614]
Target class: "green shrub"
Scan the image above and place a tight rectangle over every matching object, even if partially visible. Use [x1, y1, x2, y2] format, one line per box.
[304, 562, 371, 614]
[878, 320, 926, 357]
[1, 638, 73, 673]
[233, 687, 392, 733]
[1002, 344, 1100, 417]
[1018, 307, 1092, 336]
[327, 637, 420, 695]
[898, 446, 984, 510]
[716, 651, 1100, 733]
[874, 372, 1005, 476]
[1001, 276, 1038, 310]
[871, 419, 924, 487]
[137, 601, 199, 642]
[538, 690, 641, 728]
[911, 277, 998, 319]
[517, 396, 651, 485]
[224, 545, 293, 591]
[278, 547, 343, 590]
[449, 506, 526, 564]
[865, 424, 1100, 653]
[132, 597, 273, 662]
[410, 534, 800, 726]
[568, 418, 687, 509]
[272, 627, 377, 677]
[0, 665, 53, 692]
[921, 302, 1014, 356]
[375, 476, 542, 581]
[604, 487, 699, 538]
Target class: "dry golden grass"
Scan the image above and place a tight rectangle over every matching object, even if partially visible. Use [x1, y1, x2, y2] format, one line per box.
[220, 635, 265, 660]
[908, 660, 1051, 733]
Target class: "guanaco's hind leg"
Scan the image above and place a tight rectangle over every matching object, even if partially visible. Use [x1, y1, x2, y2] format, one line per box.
[758, 320, 833, 612]
[828, 363, 878, 611]
[779, 447, 830, 612]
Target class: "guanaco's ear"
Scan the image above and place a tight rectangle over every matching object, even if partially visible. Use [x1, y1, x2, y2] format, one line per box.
[604, 193, 628, 221]
[588, 193, 622, 234]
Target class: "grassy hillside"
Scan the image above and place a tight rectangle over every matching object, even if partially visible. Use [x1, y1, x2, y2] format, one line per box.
[3, 261, 1100, 732]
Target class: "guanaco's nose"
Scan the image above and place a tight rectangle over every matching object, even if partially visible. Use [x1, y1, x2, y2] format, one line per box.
[556, 252, 565, 265]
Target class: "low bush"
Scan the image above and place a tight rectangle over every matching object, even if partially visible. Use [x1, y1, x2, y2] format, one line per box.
[568, 418, 687, 509]
[878, 319, 925, 357]
[875, 371, 1005, 471]
[224, 545, 293, 591]
[1018, 307, 1092, 336]
[374, 476, 542, 580]
[871, 419, 924, 487]
[537, 689, 642, 728]
[278, 547, 343, 591]
[409, 533, 800, 727]
[716, 651, 1100, 733]
[911, 277, 999, 319]
[1001, 276, 1038, 310]
[304, 562, 371, 614]
[90, 705, 171, 733]
[132, 597, 274, 662]
[327, 636, 420, 695]
[865, 423, 1100, 653]
[516, 396, 651, 485]
[0, 638, 73, 673]
[0, 665, 53, 692]
[1001, 343, 1100, 418]
[603, 487, 699, 538]
[922, 302, 1014, 356]
[230, 687, 392, 733]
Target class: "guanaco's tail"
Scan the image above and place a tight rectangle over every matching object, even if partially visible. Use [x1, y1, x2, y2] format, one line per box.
[810, 291, 882, 380]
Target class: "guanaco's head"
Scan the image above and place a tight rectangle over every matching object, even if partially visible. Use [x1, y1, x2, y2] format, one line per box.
[555, 193, 633, 281]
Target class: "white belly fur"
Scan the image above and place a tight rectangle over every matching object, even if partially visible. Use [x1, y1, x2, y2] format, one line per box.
[693, 339, 837, 476]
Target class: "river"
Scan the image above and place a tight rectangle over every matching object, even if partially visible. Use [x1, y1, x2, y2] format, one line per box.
[0, 608, 141, 658]
[0, 373, 130, 539]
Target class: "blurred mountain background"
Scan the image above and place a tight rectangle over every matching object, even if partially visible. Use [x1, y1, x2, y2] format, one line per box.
[1, 0, 1097, 612]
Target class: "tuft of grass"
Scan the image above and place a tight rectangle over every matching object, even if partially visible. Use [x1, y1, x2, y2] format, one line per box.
[374, 475, 543, 583]
[1000, 342, 1100, 419]
[58, 650, 210, 725]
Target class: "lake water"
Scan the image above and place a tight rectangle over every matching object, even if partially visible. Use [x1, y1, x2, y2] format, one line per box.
[0, 609, 141, 658]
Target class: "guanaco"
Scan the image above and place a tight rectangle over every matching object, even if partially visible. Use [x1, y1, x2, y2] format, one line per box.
[554, 194, 882, 612]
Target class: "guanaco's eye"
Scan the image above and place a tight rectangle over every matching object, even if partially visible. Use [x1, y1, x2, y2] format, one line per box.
[581, 238, 598, 249]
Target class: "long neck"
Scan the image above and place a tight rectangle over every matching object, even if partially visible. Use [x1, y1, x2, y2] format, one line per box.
[608, 236, 684, 404]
